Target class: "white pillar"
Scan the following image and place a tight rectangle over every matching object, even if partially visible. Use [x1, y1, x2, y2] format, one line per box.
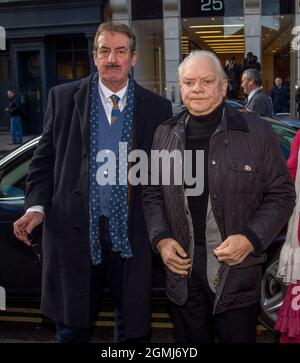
[109, 0, 131, 26]
[163, 0, 181, 111]
[244, 0, 261, 62]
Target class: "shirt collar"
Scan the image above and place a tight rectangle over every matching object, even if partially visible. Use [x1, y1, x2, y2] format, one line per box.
[98, 78, 128, 103]
[248, 87, 261, 101]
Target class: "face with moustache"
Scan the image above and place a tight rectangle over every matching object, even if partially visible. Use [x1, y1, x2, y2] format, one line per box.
[180, 56, 227, 116]
[93, 31, 137, 92]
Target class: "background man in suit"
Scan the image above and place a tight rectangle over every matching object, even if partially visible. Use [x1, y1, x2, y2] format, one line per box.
[241, 68, 273, 117]
[270, 77, 289, 114]
[13, 21, 172, 343]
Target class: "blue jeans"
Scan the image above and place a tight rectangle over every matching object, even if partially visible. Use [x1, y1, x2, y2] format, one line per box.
[10, 116, 23, 144]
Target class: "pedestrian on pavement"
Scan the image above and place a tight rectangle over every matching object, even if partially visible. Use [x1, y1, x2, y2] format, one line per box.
[275, 129, 300, 343]
[142, 50, 295, 343]
[224, 56, 242, 99]
[13, 21, 172, 343]
[241, 68, 273, 117]
[270, 77, 289, 114]
[5, 89, 23, 144]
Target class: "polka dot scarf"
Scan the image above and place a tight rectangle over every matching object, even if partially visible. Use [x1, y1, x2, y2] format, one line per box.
[89, 72, 134, 264]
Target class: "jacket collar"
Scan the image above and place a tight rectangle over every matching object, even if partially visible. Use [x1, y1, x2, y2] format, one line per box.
[169, 101, 249, 133]
[220, 102, 249, 132]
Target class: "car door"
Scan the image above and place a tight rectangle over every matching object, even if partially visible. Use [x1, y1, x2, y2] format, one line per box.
[0, 144, 41, 302]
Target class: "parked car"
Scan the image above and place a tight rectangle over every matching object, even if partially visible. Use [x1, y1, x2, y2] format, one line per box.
[226, 99, 300, 130]
[0, 119, 296, 329]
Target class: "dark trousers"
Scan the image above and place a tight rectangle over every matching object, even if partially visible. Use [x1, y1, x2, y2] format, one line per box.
[55, 216, 125, 343]
[171, 246, 258, 343]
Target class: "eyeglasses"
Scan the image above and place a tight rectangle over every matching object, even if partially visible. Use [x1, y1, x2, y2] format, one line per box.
[31, 243, 42, 264]
[95, 47, 131, 59]
[181, 78, 217, 89]
[28, 234, 42, 264]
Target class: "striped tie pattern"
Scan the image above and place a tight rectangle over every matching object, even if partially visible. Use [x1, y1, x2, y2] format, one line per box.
[110, 94, 121, 124]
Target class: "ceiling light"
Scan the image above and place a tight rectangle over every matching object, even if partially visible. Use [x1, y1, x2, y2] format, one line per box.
[195, 31, 222, 34]
[190, 24, 244, 28]
[204, 39, 245, 42]
[200, 35, 244, 39]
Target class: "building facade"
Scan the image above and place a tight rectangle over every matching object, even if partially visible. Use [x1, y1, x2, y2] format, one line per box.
[0, 0, 300, 133]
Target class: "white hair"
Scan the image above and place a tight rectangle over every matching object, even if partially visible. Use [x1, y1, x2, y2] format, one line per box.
[178, 50, 226, 82]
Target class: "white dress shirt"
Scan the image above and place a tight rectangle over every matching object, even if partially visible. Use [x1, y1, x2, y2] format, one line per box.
[26, 78, 129, 215]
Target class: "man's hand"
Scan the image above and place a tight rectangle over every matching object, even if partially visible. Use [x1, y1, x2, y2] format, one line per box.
[13, 212, 44, 246]
[213, 234, 254, 266]
[157, 238, 192, 275]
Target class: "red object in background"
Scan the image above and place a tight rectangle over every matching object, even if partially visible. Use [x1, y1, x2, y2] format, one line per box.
[275, 282, 300, 343]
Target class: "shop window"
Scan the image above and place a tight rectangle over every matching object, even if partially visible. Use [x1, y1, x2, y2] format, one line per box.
[55, 37, 90, 81]
[181, 16, 245, 65]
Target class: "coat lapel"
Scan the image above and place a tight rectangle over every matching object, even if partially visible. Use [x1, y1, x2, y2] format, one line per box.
[74, 74, 94, 153]
[133, 82, 151, 148]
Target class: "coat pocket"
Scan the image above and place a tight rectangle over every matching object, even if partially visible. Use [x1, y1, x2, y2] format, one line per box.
[228, 157, 260, 194]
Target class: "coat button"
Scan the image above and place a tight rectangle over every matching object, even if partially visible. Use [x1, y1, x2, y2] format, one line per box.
[212, 160, 216, 166]
[74, 189, 80, 196]
[213, 194, 218, 200]
[82, 151, 87, 159]
[73, 226, 80, 232]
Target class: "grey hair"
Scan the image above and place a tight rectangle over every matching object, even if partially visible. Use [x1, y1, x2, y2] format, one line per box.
[242, 68, 262, 87]
[178, 50, 226, 82]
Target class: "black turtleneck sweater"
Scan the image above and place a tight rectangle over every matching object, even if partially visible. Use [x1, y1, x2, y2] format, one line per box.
[185, 101, 224, 246]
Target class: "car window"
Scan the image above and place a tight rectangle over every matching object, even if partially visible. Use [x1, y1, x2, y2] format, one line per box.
[0, 155, 32, 198]
[271, 123, 296, 159]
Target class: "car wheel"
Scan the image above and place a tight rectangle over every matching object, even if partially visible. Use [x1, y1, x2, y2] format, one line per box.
[259, 252, 286, 330]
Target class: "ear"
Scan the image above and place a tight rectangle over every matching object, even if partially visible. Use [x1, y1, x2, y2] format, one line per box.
[131, 51, 137, 67]
[222, 78, 228, 97]
[92, 50, 98, 66]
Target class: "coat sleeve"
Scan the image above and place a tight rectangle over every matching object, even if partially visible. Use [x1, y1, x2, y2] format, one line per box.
[241, 123, 295, 252]
[24, 88, 55, 211]
[141, 125, 174, 252]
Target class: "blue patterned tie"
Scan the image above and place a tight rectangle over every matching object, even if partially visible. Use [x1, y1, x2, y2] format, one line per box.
[110, 94, 121, 124]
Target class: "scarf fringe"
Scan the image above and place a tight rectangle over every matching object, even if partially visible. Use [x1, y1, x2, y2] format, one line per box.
[277, 244, 300, 284]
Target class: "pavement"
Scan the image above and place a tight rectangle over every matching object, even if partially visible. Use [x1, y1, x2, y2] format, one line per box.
[0, 132, 37, 158]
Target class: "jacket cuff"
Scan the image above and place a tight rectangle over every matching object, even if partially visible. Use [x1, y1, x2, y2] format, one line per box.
[240, 227, 263, 252]
[151, 231, 174, 253]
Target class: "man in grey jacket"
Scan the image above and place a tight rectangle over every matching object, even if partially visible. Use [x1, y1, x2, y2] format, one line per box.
[142, 51, 295, 343]
[241, 68, 273, 117]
